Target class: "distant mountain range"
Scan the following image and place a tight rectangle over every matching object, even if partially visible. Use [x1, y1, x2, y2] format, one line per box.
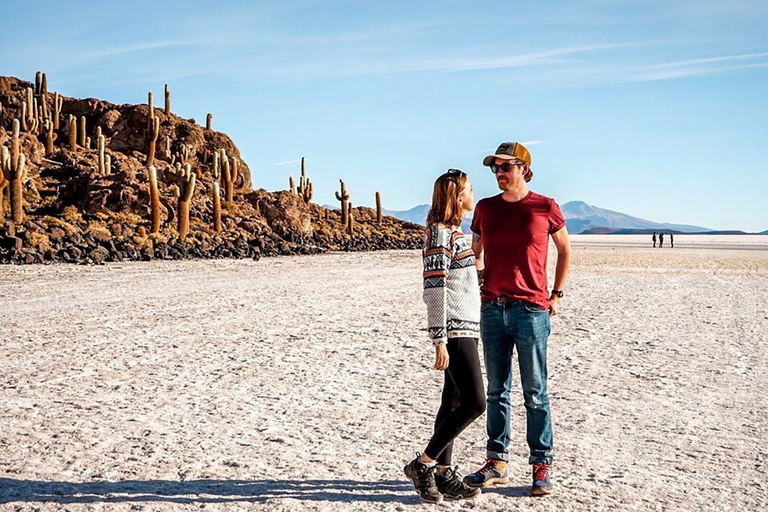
[560, 201, 711, 234]
[380, 199, 765, 235]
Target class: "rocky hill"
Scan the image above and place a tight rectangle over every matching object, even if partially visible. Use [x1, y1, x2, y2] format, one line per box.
[0, 74, 423, 264]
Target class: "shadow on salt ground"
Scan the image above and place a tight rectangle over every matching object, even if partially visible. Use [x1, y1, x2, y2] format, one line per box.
[0, 478, 420, 505]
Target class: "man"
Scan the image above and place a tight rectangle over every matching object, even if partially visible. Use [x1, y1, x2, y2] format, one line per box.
[659, 232, 664, 248]
[464, 142, 571, 496]
[653, 232, 657, 248]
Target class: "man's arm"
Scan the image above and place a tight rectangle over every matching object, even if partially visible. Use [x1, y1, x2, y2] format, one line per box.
[549, 226, 571, 316]
[472, 232, 485, 287]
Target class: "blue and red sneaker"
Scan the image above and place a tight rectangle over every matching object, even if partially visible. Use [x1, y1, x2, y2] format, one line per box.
[531, 462, 554, 496]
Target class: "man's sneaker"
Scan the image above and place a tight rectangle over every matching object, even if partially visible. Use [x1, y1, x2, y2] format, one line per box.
[531, 462, 554, 496]
[403, 454, 443, 503]
[435, 466, 481, 500]
[462, 458, 510, 488]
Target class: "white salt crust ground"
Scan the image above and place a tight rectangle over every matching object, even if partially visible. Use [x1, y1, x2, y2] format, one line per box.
[1, 244, 767, 511]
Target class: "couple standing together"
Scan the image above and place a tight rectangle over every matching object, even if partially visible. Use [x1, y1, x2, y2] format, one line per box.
[404, 142, 572, 502]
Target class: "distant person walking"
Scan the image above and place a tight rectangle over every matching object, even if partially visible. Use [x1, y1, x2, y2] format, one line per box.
[659, 232, 664, 248]
[670, 233, 674, 248]
[404, 169, 485, 503]
[465, 142, 571, 497]
[652, 232, 657, 248]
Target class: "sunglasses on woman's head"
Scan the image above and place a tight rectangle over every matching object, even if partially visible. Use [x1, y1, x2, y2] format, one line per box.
[443, 169, 466, 183]
[490, 161, 524, 174]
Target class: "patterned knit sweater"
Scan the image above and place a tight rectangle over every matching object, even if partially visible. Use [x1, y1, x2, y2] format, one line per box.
[422, 224, 481, 344]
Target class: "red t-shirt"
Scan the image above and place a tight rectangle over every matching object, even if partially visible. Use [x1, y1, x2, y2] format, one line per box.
[471, 191, 565, 309]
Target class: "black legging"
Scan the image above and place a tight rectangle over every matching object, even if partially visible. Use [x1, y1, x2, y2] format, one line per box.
[424, 337, 486, 465]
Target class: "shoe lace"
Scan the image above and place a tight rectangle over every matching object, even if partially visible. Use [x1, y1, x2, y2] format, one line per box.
[442, 467, 467, 492]
[533, 463, 550, 481]
[415, 463, 436, 489]
[478, 458, 500, 476]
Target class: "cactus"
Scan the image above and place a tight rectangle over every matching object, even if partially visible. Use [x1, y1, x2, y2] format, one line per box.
[44, 119, 57, 155]
[52, 91, 63, 130]
[146, 115, 160, 166]
[1, 120, 28, 223]
[35, 71, 42, 95]
[296, 156, 313, 203]
[346, 202, 354, 235]
[147, 165, 161, 234]
[206, 113, 212, 131]
[79, 115, 86, 148]
[289, 176, 295, 194]
[335, 179, 350, 226]
[105, 154, 112, 175]
[138, 226, 147, 238]
[212, 181, 222, 233]
[324, 208, 329, 222]
[147, 91, 154, 131]
[68, 114, 77, 151]
[231, 157, 240, 189]
[97, 134, 106, 175]
[41, 72, 49, 119]
[376, 191, 382, 225]
[0, 177, 6, 223]
[164, 83, 171, 115]
[168, 163, 196, 240]
[218, 148, 233, 202]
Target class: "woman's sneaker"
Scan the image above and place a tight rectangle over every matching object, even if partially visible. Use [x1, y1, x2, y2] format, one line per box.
[403, 454, 443, 503]
[435, 466, 481, 500]
[531, 462, 554, 496]
[463, 458, 510, 488]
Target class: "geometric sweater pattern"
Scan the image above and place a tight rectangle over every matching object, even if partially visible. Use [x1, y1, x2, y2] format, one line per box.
[422, 224, 481, 344]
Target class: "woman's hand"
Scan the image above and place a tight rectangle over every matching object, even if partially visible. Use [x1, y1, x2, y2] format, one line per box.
[435, 344, 449, 371]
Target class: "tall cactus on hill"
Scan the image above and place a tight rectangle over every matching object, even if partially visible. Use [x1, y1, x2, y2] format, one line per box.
[44, 119, 57, 155]
[165, 163, 196, 240]
[296, 157, 313, 204]
[206, 113, 212, 131]
[376, 191, 382, 225]
[1, 120, 28, 223]
[335, 179, 350, 226]
[79, 115, 86, 148]
[211, 158, 222, 233]
[146, 115, 160, 166]
[53, 92, 63, 130]
[68, 115, 77, 151]
[164, 83, 171, 115]
[147, 165, 161, 234]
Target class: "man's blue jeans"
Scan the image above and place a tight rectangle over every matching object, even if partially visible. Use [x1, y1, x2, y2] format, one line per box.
[481, 299, 553, 464]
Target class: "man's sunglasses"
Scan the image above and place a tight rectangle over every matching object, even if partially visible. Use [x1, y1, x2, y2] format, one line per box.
[490, 162, 524, 174]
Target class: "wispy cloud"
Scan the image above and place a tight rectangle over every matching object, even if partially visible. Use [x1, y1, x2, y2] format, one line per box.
[630, 51, 768, 82]
[521, 140, 543, 146]
[272, 159, 302, 167]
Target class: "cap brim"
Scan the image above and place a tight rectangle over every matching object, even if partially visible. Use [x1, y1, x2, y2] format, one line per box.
[483, 154, 521, 166]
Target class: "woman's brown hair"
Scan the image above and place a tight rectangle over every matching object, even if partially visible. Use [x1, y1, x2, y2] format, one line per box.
[426, 169, 467, 228]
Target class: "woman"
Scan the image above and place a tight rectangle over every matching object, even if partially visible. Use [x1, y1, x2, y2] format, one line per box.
[403, 169, 485, 503]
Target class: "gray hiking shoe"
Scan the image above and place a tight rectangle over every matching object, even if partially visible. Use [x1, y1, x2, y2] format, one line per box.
[435, 466, 481, 500]
[403, 454, 443, 503]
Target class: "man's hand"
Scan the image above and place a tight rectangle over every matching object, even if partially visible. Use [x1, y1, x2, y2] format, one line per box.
[435, 344, 449, 371]
[549, 296, 560, 317]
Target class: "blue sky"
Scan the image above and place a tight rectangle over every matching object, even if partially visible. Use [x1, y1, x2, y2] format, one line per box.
[2, 0, 767, 231]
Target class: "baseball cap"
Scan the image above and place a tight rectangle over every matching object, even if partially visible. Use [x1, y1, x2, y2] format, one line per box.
[482, 142, 531, 167]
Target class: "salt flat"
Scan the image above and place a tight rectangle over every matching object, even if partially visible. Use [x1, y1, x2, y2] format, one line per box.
[1, 245, 767, 511]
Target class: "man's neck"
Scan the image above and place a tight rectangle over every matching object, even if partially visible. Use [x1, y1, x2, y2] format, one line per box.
[501, 184, 529, 203]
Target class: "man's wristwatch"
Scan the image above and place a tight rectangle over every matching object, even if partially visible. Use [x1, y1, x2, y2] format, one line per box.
[550, 289, 564, 298]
